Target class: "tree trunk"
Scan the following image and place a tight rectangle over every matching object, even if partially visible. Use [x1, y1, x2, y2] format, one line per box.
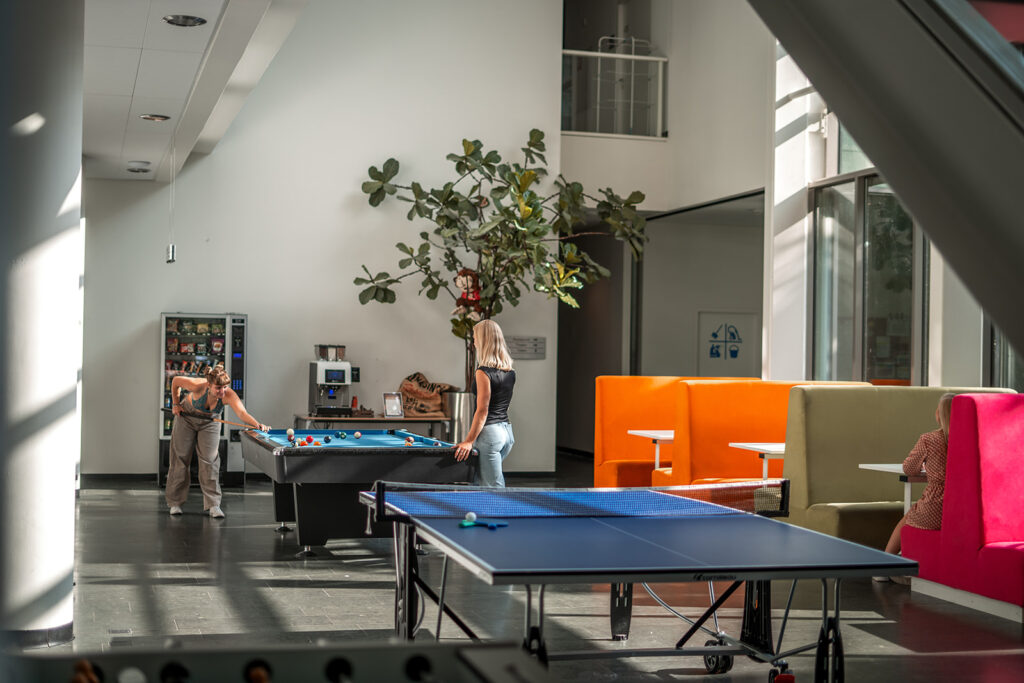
[464, 336, 476, 391]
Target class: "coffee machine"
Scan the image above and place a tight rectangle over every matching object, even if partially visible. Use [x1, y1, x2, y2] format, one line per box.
[309, 344, 352, 416]
[308, 360, 353, 416]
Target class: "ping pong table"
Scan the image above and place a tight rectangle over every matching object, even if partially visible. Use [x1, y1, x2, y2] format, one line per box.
[360, 481, 917, 683]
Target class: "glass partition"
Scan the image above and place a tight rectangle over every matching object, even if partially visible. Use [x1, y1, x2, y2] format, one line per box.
[561, 50, 667, 137]
[812, 181, 857, 380]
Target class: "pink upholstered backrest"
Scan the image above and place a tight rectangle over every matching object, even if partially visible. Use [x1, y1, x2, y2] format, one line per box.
[944, 393, 1024, 549]
[975, 393, 1024, 542]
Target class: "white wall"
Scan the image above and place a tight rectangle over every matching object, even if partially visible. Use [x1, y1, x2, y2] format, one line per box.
[81, 0, 562, 474]
[640, 215, 763, 376]
[928, 245, 985, 386]
[559, 0, 774, 213]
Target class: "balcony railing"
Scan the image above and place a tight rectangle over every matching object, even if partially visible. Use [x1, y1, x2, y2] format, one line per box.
[561, 49, 668, 138]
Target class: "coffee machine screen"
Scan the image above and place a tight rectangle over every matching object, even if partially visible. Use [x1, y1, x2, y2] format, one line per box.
[325, 369, 347, 383]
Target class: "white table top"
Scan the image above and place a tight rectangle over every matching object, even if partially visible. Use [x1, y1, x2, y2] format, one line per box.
[728, 442, 786, 455]
[859, 463, 926, 479]
[627, 429, 674, 442]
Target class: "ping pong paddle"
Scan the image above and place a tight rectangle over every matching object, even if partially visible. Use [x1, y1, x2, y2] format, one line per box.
[458, 520, 508, 530]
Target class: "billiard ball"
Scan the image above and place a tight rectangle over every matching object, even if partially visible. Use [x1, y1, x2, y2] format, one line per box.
[287, 434, 295, 442]
[433, 441, 442, 447]
[353, 431, 361, 439]
[289, 440, 297, 447]
[313, 440, 321, 446]
[286, 428, 294, 438]
[323, 435, 332, 443]
[305, 435, 313, 444]
[339, 432, 347, 439]
[405, 437, 414, 446]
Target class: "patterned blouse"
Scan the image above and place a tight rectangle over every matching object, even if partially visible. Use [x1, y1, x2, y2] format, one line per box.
[904, 428, 947, 530]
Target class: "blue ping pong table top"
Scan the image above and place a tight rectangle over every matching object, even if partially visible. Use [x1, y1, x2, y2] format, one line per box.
[371, 488, 918, 585]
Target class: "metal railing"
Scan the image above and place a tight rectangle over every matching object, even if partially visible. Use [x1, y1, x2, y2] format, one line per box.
[561, 48, 667, 138]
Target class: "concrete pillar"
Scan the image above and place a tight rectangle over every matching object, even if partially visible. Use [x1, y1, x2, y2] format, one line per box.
[0, 0, 84, 651]
[763, 42, 825, 380]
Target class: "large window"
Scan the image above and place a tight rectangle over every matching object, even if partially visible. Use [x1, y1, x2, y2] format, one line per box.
[811, 173, 927, 383]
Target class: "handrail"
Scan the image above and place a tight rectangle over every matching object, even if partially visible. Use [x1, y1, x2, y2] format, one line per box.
[561, 49, 667, 137]
[562, 48, 668, 63]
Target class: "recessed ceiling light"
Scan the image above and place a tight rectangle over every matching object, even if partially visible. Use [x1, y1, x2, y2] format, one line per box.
[126, 167, 152, 174]
[140, 114, 171, 122]
[163, 14, 207, 27]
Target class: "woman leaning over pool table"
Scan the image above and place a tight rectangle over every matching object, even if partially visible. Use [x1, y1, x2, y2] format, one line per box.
[166, 362, 268, 518]
[455, 320, 516, 487]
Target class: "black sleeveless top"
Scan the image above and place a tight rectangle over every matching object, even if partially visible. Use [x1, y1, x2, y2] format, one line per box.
[475, 366, 515, 425]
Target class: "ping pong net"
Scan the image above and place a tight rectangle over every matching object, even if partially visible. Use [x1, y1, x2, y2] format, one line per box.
[366, 480, 789, 525]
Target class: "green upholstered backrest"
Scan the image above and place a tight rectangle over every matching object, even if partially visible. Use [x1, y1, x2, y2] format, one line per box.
[783, 385, 1015, 510]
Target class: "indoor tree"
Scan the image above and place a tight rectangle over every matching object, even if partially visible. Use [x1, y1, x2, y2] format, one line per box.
[355, 129, 647, 389]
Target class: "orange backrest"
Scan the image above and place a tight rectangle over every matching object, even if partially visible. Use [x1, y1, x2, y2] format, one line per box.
[594, 376, 760, 486]
[669, 379, 868, 484]
[594, 376, 684, 470]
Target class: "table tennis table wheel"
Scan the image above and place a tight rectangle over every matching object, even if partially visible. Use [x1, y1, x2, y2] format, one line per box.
[703, 639, 734, 674]
[768, 668, 795, 683]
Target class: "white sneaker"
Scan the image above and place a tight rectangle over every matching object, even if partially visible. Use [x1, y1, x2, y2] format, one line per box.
[169, 505, 183, 516]
[209, 506, 225, 519]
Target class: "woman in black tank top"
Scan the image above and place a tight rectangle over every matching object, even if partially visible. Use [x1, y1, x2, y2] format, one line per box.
[455, 320, 515, 487]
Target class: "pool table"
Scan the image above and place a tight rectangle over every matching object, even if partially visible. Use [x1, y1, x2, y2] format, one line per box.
[241, 429, 477, 550]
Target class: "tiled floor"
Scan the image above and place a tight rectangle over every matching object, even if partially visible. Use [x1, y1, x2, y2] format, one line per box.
[40, 453, 1024, 681]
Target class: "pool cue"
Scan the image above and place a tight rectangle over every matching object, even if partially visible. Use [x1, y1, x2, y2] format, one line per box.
[161, 407, 267, 430]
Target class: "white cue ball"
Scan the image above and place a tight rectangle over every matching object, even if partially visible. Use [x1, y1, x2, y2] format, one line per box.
[464, 512, 477, 523]
[286, 428, 294, 437]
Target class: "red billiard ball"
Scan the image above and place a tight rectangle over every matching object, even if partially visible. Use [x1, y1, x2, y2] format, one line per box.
[287, 434, 295, 442]
[353, 431, 362, 439]
[305, 435, 313, 444]
[433, 441, 442, 447]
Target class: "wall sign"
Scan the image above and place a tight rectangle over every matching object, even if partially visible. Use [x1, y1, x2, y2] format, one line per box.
[697, 311, 760, 377]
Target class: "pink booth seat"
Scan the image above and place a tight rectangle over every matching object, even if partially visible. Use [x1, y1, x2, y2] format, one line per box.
[902, 393, 1024, 607]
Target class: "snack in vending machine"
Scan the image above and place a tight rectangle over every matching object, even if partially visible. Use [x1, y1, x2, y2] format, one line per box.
[167, 338, 178, 353]
[166, 319, 179, 333]
[196, 322, 209, 334]
[211, 337, 224, 354]
[180, 342, 195, 354]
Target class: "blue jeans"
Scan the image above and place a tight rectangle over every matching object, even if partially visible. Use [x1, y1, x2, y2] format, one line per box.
[475, 422, 514, 487]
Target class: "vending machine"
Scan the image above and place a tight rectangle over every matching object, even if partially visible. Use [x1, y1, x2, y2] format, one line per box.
[159, 312, 247, 487]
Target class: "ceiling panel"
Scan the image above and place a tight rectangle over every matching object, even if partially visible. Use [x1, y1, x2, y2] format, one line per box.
[83, 45, 141, 96]
[82, 94, 131, 156]
[84, 0, 150, 48]
[134, 50, 204, 100]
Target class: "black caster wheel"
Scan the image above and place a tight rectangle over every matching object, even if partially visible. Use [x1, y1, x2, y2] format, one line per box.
[703, 639, 734, 674]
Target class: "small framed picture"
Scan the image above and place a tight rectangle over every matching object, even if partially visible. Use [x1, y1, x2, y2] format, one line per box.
[383, 392, 404, 418]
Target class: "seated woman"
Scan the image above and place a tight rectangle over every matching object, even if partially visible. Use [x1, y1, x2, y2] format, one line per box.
[882, 392, 955, 561]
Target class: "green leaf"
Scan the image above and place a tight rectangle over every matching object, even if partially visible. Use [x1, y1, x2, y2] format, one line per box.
[398, 258, 412, 269]
[358, 287, 375, 305]
[369, 188, 386, 206]
[462, 139, 475, 156]
[627, 190, 645, 204]
[381, 158, 399, 181]
[361, 180, 383, 194]
[368, 165, 383, 181]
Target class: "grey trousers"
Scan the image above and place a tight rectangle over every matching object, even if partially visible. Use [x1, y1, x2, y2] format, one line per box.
[165, 414, 222, 510]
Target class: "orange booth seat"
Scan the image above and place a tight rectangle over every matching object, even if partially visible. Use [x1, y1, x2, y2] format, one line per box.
[593, 376, 757, 488]
[650, 380, 867, 487]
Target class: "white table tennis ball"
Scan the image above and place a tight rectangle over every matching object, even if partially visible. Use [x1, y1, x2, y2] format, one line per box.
[464, 512, 477, 523]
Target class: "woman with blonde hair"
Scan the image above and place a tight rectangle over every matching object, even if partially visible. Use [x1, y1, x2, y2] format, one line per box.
[881, 392, 955, 562]
[167, 362, 268, 518]
[455, 319, 515, 487]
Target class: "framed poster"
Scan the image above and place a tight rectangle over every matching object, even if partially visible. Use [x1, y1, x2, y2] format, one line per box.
[697, 311, 761, 377]
[383, 392, 404, 418]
